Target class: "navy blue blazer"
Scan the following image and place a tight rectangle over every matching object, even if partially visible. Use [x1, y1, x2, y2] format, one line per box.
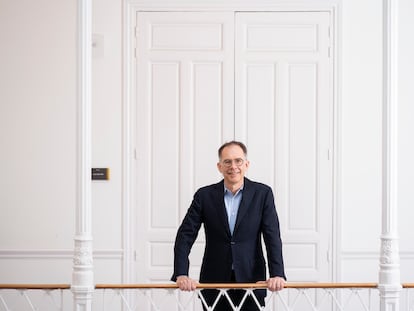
[171, 177, 286, 283]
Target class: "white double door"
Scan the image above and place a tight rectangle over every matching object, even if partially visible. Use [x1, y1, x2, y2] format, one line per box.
[134, 11, 333, 285]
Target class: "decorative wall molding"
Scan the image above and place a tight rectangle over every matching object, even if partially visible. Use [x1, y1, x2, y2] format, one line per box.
[341, 250, 414, 260]
[0, 249, 123, 260]
[341, 251, 380, 260]
[125, 0, 340, 11]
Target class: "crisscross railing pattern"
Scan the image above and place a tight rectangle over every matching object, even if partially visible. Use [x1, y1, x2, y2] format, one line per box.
[0, 285, 71, 311]
[1, 283, 414, 310]
[94, 283, 380, 311]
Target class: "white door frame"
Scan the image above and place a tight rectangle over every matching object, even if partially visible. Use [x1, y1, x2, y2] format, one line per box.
[122, 0, 341, 284]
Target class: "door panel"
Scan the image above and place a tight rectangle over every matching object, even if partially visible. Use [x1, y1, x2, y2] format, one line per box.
[135, 12, 235, 284]
[235, 12, 333, 282]
[135, 11, 333, 291]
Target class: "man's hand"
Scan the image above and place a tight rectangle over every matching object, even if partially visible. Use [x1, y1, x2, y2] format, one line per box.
[176, 275, 197, 291]
[266, 276, 285, 291]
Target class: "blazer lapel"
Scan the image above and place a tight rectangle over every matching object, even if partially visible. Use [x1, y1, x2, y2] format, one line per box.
[234, 178, 254, 234]
[213, 181, 232, 237]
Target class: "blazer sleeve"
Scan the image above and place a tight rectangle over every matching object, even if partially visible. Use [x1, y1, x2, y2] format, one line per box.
[171, 191, 203, 281]
[261, 187, 286, 280]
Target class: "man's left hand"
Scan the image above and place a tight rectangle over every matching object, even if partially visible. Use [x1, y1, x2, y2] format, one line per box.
[266, 276, 285, 291]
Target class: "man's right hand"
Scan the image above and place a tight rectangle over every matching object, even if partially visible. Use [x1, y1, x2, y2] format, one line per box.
[176, 275, 197, 291]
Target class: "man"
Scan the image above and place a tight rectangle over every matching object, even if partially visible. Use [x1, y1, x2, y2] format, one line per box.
[171, 141, 286, 311]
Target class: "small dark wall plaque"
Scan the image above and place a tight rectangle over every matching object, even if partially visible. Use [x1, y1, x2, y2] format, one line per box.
[92, 168, 110, 180]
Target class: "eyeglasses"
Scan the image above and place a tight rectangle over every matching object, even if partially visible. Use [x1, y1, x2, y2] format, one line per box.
[221, 158, 245, 168]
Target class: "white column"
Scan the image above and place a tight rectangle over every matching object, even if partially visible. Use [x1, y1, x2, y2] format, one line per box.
[71, 0, 93, 310]
[379, 0, 401, 310]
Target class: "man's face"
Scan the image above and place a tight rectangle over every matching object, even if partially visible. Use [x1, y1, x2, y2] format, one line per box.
[217, 144, 249, 187]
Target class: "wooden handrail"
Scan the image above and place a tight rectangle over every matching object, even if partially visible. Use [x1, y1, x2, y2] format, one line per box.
[95, 283, 378, 289]
[2, 283, 414, 290]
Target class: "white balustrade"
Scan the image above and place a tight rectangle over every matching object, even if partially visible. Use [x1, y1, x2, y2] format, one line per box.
[93, 285, 380, 311]
[0, 286, 71, 311]
[1, 284, 414, 311]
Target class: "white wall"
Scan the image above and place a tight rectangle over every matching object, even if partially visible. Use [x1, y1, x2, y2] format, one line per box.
[91, 0, 124, 283]
[397, 0, 414, 283]
[0, 0, 77, 283]
[339, 0, 414, 283]
[339, 0, 383, 281]
[0, 0, 413, 285]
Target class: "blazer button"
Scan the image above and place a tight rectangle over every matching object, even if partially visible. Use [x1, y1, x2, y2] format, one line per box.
[231, 241, 235, 245]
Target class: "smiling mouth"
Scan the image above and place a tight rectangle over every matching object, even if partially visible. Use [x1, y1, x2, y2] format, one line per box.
[227, 170, 240, 175]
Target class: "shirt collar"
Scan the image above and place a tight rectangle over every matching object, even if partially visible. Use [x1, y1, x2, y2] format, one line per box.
[224, 184, 244, 195]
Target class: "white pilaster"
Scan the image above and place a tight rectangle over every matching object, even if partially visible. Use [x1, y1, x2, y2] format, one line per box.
[379, 0, 401, 310]
[72, 0, 93, 310]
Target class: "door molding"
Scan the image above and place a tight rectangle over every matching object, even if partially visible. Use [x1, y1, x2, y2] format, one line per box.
[122, 0, 341, 283]
[124, 0, 340, 11]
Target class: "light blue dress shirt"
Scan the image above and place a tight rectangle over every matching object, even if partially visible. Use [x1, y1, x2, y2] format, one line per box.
[224, 185, 243, 235]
